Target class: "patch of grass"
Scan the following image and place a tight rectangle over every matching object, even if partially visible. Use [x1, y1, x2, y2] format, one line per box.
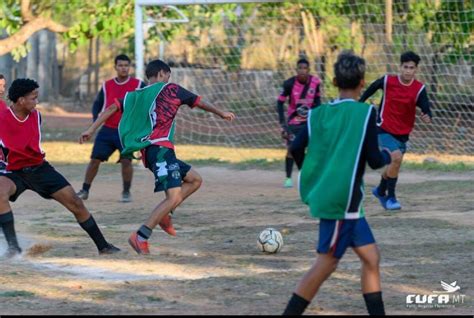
[147, 296, 163, 302]
[0, 290, 35, 297]
[403, 160, 474, 172]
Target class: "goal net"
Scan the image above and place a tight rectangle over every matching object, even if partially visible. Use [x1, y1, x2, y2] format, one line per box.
[138, 0, 473, 155]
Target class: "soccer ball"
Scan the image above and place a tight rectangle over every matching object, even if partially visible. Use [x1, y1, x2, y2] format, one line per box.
[257, 228, 283, 253]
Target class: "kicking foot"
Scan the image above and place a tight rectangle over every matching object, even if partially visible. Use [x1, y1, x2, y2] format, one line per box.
[128, 232, 150, 255]
[159, 213, 177, 237]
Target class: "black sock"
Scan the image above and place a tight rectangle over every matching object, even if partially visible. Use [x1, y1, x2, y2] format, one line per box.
[283, 293, 310, 315]
[0, 211, 20, 250]
[82, 183, 91, 192]
[363, 291, 385, 316]
[386, 177, 398, 199]
[123, 181, 131, 193]
[79, 215, 108, 251]
[137, 225, 152, 240]
[285, 157, 294, 178]
[378, 176, 388, 196]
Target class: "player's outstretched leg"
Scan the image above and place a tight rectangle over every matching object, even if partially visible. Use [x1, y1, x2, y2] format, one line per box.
[52, 185, 120, 255]
[0, 177, 21, 257]
[158, 169, 203, 236]
[283, 253, 339, 315]
[353, 244, 385, 315]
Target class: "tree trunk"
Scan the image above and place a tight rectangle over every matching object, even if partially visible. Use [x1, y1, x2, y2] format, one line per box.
[38, 30, 51, 100]
[94, 37, 100, 95]
[49, 31, 59, 99]
[26, 33, 39, 80]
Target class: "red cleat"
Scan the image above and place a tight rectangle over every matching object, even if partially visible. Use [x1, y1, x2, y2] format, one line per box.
[159, 213, 177, 236]
[128, 232, 150, 255]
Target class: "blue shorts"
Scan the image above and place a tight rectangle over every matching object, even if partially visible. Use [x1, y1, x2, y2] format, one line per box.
[317, 217, 376, 259]
[287, 124, 306, 147]
[378, 133, 407, 154]
[144, 146, 191, 192]
[91, 126, 131, 161]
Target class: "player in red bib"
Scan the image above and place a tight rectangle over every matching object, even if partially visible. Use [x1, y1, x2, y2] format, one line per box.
[0, 74, 7, 111]
[276, 58, 322, 188]
[76, 54, 145, 203]
[0, 79, 119, 257]
[360, 51, 433, 211]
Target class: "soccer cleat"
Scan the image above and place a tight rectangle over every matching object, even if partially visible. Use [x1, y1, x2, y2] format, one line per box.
[99, 243, 121, 255]
[128, 232, 150, 255]
[385, 197, 402, 211]
[121, 191, 132, 203]
[159, 213, 177, 237]
[284, 178, 293, 188]
[372, 186, 388, 209]
[77, 189, 89, 200]
[4, 246, 22, 258]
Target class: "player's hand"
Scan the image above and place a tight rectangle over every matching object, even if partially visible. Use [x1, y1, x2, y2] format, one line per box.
[79, 130, 93, 144]
[390, 149, 403, 162]
[281, 128, 289, 140]
[220, 111, 235, 121]
[420, 112, 431, 124]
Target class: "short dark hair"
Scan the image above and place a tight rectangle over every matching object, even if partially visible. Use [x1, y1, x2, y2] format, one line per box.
[145, 59, 171, 79]
[334, 52, 366, 89]
[8, 78, 39, 103]
[297, 58, 310, 67]
[0, 74, 4, 80]
[400, 51, 421, 66]
[115, 54, 131, 65]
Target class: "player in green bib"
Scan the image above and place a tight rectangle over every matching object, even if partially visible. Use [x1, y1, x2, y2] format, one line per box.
[283, 52, 402, 315]
[79, 59, 235, 255]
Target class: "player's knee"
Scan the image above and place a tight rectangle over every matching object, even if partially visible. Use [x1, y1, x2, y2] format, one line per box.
[364, 251, 381, 270]
[167, 193, 183, 208]
[392, 156, 403, 166]
[194, 174, 203, 189]
[70, 194, 86, 211]
[0, 180, 13, 201]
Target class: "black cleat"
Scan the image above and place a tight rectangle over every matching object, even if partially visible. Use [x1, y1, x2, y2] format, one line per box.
[99, 244, 121, 255]
[5, 246, 22, 258]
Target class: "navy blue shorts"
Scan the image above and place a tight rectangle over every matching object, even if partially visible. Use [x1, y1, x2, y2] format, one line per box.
[378, 133, 407, 154]
[287, 124, 306, 146]
[317, 217, 376, 259]
[144, 145, 191, 193]
[91, 126, 131, 161]
[0, 161, 70, 202]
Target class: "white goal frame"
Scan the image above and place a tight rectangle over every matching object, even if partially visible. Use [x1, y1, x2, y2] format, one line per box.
[134, 0, 283, 79]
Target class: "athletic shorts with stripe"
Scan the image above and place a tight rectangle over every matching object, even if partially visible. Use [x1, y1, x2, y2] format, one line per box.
[144, 145, 191, 193]
[317, 217, 376, 259]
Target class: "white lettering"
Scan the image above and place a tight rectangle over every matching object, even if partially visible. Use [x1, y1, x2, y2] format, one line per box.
[438, 294, 449, 304]
[406, 295, 415, 304]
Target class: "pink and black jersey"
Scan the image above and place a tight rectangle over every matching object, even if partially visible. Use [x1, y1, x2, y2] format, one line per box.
[118, 83, 200, 150]
[0, 99, 7, 111]
[277, 75, 321, 126]
[360, 74, 432, 139]
[0, 108, 45, 171]
[148, 83, 200, 149]
[100, 77, 142, 129]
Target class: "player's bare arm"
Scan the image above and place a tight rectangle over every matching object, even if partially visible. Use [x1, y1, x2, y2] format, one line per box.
[195, 100, 236, 121]
[79, 103, 119, 144]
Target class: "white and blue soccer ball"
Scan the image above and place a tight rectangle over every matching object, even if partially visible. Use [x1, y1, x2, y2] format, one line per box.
[257, 228, 283, 253]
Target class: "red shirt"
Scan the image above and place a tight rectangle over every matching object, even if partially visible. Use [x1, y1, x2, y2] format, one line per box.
[102, 77, 142, 129]
[378, 75, 425, 135]
[0, 108, 45, 171]
[0, 99, 7, 111]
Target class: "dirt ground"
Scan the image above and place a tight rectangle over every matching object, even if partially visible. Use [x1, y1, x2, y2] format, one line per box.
[0, 162, 473, 315]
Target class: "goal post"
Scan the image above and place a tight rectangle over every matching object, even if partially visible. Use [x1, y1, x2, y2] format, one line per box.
[133, 1, 473, 156]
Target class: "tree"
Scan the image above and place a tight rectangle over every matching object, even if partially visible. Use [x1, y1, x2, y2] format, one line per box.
[0, 0, 134, 59]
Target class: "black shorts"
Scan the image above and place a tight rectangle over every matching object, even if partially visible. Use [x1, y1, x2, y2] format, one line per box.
[287, 124, 307, 146]
[0, 162, 70, 202]
[144, 145, 191, 192]
[91, 126, 131, 161]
